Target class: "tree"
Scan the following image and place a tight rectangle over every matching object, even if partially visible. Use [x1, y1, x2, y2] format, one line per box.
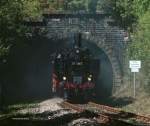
[132, 0, 150, 17]
[114, 0, 150, 29]
[0, 0, 41, 59]
[129, 9, 150, 65]
[128, 8, 150, 93]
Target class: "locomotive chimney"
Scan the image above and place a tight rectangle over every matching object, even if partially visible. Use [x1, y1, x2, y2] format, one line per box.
[74, 33, 82, 48]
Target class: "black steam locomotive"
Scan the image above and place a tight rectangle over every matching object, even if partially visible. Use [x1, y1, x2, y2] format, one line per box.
[52, 33, 100, 100]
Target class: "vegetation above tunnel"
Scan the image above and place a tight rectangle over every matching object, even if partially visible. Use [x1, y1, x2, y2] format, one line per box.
[0, 0, 41, 59]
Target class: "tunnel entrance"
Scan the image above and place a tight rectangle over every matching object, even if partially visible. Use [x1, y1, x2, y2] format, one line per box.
[4, 35, 113, 105]
[48, 37, 113, 99]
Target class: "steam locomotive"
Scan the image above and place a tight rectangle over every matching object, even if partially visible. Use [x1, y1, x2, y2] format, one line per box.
[51, 33, 100, 100]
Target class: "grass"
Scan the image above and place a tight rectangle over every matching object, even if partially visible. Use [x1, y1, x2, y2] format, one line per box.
[2, 102, 39, 115]
[114, 84, 150, 116]
[0, 102, 40, 121]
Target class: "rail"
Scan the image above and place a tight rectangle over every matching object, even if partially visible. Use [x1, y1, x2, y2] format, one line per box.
[88, 102, 150, 124]
[59, 101, 139, 125]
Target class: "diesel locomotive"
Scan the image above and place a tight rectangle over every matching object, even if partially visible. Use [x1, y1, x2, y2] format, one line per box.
[51, 33, 100, 100]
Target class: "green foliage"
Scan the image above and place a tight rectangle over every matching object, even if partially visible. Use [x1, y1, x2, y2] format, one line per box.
[114, 1, 150, 93]
[114, 0, 137, 29]
[96, 0, 114, 13]
[129, 10, 150, 61]
[22, 0, 42, 19]
[0, 0, 41, 58]
[0, 44, 10, 58]
[68, 0, 87, 11]
[128, 10, 150, 93]
[114, 0, 150, 29]
[132, 0, 150, 17]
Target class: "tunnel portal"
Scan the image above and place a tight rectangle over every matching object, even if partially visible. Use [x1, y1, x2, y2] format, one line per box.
[3, 13, 126, 104]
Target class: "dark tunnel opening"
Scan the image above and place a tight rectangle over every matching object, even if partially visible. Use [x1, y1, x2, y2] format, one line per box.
[3, 36, 113, 105]
[82, 40, 113, 99]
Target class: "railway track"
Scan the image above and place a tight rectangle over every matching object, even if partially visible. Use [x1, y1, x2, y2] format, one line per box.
[88, 102, 150, 124]
[59, 101, 110, 124]
[59, 101, 150, 125]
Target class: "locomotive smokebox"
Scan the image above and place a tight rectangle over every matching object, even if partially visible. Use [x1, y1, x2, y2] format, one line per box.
[74, 33, 82, 48]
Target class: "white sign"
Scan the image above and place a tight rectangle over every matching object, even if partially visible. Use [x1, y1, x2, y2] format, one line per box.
[131, 68, 139, 72]
[129, 60, 141, 98]
[129, 60, 141, 69]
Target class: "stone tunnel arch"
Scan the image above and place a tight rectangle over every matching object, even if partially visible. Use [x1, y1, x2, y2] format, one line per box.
[81, 35, 122, 94]
[55, 34, 123, 95]
[43, 14, 125, 94]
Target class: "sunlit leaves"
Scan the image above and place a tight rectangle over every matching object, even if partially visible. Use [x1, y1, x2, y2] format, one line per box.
[132, 0, 150, 17]
[0, 0, 41, 58]
[22, 0, 42, 19]
[0, 43, 10, 57]
[129, 10, 150, 60]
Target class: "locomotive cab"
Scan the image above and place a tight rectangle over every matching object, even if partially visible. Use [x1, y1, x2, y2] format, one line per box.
[51, 33, 100, 100]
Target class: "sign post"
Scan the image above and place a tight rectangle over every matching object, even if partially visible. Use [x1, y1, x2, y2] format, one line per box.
[133, 72, 136, 97]
[129, 60, 141, 98]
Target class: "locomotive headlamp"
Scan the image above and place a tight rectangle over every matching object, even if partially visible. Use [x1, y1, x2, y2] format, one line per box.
[63, 76, 67, 81]
[88, 77, 92, 81]
[76, 49, 79, 53]
[89, 74, 92, 77]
